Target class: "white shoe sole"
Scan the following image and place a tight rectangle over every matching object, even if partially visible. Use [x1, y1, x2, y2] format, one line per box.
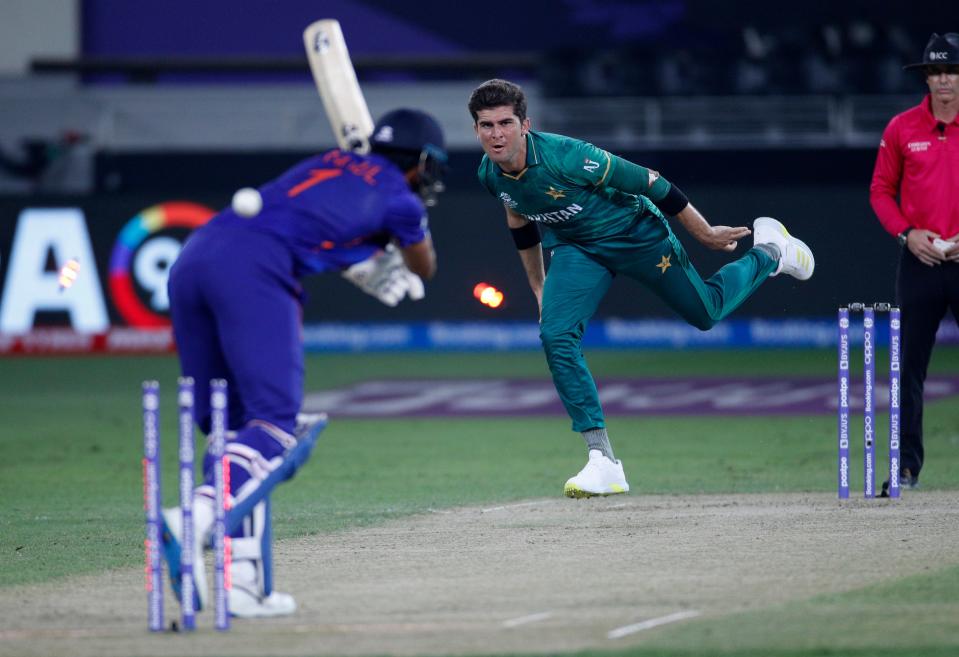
[229, 590, 297, 618]
[564, 481, 629, 498]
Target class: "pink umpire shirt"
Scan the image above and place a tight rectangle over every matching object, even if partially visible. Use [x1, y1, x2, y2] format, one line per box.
[870, 94, 959, 240]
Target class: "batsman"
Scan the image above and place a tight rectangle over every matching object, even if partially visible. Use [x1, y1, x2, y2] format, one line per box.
[161, 108, 447, 618]
[469, 79, 816, 498]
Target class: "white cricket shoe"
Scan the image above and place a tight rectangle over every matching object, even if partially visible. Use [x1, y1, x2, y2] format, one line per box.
[564, 449, 630, 498]
[229, 560, 297, 618]
[753, 216, 815, 280]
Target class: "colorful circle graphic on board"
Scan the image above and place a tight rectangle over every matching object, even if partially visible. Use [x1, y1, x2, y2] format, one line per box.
[109, 201, 215, 327]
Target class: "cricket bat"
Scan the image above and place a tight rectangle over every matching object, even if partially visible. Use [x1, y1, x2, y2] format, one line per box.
[303, 19, 375, 154]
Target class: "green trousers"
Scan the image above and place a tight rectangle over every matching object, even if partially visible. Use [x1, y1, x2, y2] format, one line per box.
[540, 227, 777, 432]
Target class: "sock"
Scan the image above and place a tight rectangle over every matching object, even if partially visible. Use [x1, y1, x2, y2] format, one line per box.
[582, 428, 614, 460]
[754, 242, 781, 262]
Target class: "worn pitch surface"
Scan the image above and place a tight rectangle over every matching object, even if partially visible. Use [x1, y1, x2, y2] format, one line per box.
[2, 491, 957, 657]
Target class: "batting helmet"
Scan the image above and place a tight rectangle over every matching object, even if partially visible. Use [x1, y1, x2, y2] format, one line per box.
[370, 109, 448, 207]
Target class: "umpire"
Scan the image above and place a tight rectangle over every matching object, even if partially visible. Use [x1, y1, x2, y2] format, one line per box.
[870, 32, 959, 492]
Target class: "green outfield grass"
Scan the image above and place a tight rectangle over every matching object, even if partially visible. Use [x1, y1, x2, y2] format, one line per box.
[2, 348, 958, 657]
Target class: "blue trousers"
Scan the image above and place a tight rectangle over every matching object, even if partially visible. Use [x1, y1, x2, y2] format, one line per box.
[169, 222, 303, 470]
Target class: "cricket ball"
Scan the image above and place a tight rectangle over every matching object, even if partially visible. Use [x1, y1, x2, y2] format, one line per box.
[232, 187, 262, 217]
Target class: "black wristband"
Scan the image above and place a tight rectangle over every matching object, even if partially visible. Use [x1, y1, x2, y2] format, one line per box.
[653, 183, 689, 216]
[510, 222, 541, 250]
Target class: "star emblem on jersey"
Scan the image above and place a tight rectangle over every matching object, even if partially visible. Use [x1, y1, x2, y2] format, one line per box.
[545, 186, 566, 200]
[656, 255, 671, 273]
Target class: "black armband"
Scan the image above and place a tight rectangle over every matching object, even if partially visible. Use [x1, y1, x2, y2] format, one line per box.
[510, 222, 541, 250]
[653, 183, 689, 216]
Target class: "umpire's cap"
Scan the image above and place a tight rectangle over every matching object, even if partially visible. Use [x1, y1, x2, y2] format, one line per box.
[371, 108, 446, 158]
[904, 32, 959, 69]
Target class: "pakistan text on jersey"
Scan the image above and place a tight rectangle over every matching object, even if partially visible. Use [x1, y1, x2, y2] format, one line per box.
[523, 203, 583, 225]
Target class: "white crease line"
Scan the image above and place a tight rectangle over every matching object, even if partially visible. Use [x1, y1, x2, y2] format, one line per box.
[502, 611, 553, 628]
[481, 500, 548, 513]
[607, 610, 701, 639]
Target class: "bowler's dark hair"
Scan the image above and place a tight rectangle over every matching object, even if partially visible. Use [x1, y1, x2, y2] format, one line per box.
[468, 79, 527, 123]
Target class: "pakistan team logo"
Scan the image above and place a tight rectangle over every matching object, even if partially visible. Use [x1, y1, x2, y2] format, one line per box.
[499, 192, 518, 209]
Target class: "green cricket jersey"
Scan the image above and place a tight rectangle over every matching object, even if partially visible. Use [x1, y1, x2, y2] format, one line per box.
[477, 131, 777, 433]
[477, 131, 665, 248]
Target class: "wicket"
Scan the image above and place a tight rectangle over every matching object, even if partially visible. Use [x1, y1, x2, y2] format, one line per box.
[177, 378, 195, 630]
[142, 377, 231, 632]
[837, 303, 901, 499]
[142, 381, 162, 631]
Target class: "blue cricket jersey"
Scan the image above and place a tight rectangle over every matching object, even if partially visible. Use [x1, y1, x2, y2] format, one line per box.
[208, 148, 428, 276]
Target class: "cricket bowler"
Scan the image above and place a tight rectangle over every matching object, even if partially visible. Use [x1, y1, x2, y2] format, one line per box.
[468, 79, 815, 498]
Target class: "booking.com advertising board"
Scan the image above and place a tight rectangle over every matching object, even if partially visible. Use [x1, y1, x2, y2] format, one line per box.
[1, 196, 956, 355]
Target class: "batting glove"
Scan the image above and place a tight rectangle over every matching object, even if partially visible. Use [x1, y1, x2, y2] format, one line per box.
[341, 244, 425, 307]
